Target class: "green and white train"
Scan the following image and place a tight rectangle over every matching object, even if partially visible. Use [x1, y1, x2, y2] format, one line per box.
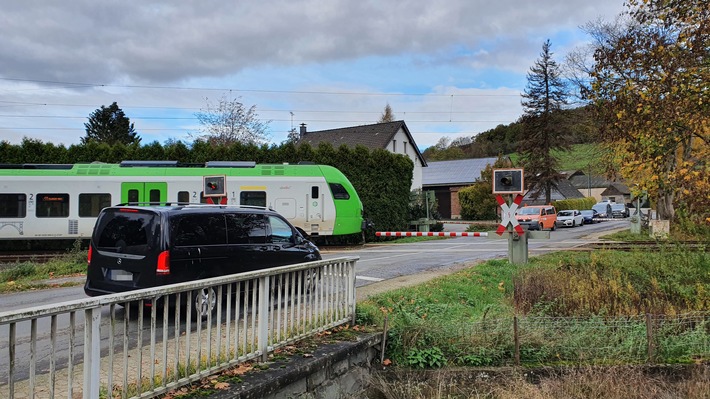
[0, 161, 365, 241]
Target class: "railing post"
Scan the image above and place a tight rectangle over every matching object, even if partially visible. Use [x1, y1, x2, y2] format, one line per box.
[348, 260, 357, 326]
[258, 275, 270, 362]
[83, 307, 101, 399]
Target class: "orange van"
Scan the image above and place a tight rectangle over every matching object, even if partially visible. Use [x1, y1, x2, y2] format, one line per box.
[515, 205, 557, 231]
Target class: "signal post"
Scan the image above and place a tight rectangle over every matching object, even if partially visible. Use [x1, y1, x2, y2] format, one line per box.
[492, 168, 548, 264]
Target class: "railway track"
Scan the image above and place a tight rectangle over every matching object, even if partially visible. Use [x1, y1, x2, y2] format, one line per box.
[578, 241, 707, 251]
[0, 251, 69, 265]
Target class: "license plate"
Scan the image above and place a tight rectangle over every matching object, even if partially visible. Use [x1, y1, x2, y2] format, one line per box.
[109, 269, 133, 281]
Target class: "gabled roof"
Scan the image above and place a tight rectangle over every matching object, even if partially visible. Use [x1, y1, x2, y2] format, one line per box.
[298, 120, 427, 167]
[422, 157, 499, 187]
[523, 179, 586, 204]
[600, 182, 631, 196]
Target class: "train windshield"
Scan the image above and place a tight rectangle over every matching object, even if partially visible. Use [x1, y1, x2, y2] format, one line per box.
[94, 209, 157, 255]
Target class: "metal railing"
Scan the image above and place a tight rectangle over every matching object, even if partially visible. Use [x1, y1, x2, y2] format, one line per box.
[0, 256, 359, 399]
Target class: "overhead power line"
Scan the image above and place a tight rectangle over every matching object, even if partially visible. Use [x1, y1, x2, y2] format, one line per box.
[0, 77, 521, 97]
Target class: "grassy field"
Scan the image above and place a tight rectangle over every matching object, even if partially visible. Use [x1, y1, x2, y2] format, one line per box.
[0, 245, 86, 293]
[507, 143, 606, 172]
[357, 243, 710, 397]
[357, 244, 710, 367]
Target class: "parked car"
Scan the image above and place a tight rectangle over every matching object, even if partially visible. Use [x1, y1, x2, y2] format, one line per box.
[592, 202, 613, 219]
[84, 204, 321, 317]
[611, 203, 629, 218]
[556, 210, 584, 227]
[515, 205, 557, 231]
[580, 209, 599, 224]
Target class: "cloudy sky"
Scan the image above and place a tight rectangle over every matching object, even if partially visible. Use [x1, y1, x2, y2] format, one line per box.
[0, 0, 626, 151]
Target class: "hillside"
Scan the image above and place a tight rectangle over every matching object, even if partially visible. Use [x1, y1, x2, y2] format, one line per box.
[422, 105, 601, 169]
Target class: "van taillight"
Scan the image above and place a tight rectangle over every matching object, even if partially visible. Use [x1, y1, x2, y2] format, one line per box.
[157, 251, 170, 275]
[87, 246, 92, 266]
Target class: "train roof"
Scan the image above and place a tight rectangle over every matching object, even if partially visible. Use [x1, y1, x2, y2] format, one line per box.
[0, 161, 337, 177]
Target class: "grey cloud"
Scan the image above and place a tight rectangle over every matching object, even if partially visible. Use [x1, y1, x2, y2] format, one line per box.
[1, 0, 623, 84]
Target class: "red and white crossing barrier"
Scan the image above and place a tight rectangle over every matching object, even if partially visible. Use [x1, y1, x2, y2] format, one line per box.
[376, 231, 488, 237]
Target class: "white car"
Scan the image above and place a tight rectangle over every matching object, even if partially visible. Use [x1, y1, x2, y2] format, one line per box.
[556, 210, 584, 227]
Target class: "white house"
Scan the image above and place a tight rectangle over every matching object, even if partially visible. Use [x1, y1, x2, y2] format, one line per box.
[297, 121, 427, 191]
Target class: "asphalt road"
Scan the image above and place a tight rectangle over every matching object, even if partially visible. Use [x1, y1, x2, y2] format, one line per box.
[0, 218, 630, 381]
[0, 218, 629, 313]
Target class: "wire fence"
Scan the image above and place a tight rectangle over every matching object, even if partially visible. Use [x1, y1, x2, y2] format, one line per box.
[420, 312, 710, 367]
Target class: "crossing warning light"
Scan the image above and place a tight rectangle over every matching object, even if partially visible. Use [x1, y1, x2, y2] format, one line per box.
[492, 168, 524, 194]
[203, 175, 226, 197]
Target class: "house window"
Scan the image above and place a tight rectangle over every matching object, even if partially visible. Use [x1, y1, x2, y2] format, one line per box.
[404, 141, 408, 154]
[392, 140, 397, 152]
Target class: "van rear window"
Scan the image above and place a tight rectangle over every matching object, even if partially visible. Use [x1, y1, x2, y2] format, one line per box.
[96, 211, 156, 254]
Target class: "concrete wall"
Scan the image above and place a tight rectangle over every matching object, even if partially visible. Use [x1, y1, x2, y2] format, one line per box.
[214, 333, 383, 399]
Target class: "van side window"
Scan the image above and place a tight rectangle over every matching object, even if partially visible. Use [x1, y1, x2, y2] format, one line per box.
[268, 216, 294, 244]
[226, 213, 267, 244]
[173, 214, 227, 246]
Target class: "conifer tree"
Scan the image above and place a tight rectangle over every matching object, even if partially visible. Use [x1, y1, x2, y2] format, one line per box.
[82, 102, 141, 145]
[519, 39, 570, 204]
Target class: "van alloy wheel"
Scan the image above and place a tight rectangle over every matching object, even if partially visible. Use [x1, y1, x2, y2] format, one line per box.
[192, 287, 217, 320]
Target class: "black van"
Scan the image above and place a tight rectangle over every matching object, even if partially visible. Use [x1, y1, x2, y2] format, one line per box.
[84, 205, 321, 311]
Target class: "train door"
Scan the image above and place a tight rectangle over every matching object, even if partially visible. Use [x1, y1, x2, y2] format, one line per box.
[307, 185, 324, 224]
[121, 182, 167, 205]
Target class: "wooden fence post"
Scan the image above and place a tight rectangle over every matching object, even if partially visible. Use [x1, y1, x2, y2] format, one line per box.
[514, 315, 520, 366]
[645, 313, 655, 364]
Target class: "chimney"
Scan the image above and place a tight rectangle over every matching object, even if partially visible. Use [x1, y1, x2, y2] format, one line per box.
[299, 123, 307, 137]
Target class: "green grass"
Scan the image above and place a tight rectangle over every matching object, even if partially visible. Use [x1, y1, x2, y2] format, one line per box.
[357, 246, 710, 368]
[0, 251, 87, 293]
[508, 143, 605, 172]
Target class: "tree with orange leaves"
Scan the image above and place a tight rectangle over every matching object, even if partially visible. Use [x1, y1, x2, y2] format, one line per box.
[587, 0, 709, 225]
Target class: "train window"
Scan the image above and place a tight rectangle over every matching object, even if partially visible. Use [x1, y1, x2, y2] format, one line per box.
[240, 191, 266, 207]
[36, 193, 69, 218]
[149, 189, 161, 205]
[127, 189, 139, 204]
[79, 194, 111, 217]
[0, 194, 27, 218]
[177, 191, 190, 204]
[226, 213, 267, 244]
[311, 186, 319, 198]
[328, 183, 350, 200]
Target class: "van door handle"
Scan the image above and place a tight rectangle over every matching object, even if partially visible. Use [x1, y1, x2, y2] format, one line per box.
[259, 246, 269, 251]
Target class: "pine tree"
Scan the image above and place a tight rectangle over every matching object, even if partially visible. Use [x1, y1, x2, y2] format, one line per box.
[82, 102, 141, 145]
[519, 39, 570, 204]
